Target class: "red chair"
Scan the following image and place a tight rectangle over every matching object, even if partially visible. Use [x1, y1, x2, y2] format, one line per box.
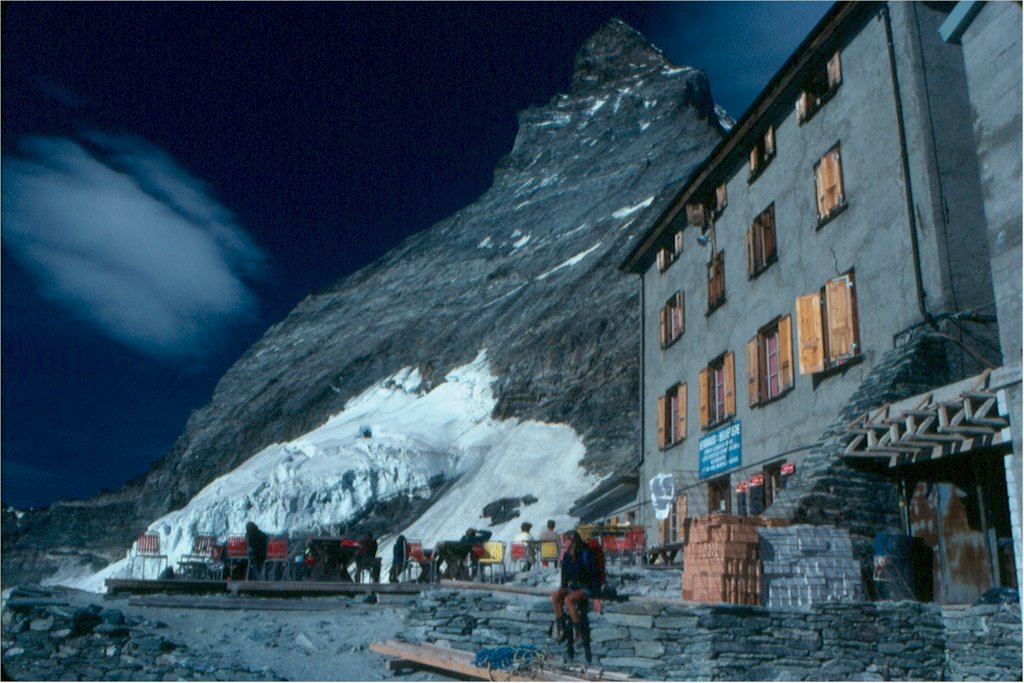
[177, 533, 219, 579]
[509, 542, 528, 571]
[225, 535, 249, 580]
[130, 532, 168, 580]
[625, 527, 647, 565]
[263, 537, 289, 580]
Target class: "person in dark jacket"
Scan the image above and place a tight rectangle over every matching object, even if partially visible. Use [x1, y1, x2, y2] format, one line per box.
[389, 534, 407, 583]
[355, 531, 380, 582]
[550, 530, 599, 641]
[245, 521, 268, 579]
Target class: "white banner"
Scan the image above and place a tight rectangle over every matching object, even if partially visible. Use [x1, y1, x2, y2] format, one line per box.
[650, 473, 675, 521]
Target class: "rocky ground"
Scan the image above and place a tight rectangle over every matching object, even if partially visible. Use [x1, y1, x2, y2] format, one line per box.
[1, 565, 681, 681]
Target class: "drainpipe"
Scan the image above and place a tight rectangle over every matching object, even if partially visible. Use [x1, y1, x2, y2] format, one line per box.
[638, 273, 646, 530]
[881, 3, 939, 330]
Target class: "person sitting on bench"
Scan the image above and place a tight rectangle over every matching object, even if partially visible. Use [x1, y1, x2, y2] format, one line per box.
[550, 530, 599, 642]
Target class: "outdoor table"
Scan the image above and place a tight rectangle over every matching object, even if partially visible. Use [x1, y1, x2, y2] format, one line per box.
[436, 541, 475, 580]
[303, 537, 361, 581]
[647, 542, 685, 566]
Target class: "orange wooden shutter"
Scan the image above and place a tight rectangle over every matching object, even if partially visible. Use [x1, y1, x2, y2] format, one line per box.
[796, 293, 825, 374]
[724, 352, 736, 417]
[686, 203, 705, 228]
[746, 336, 761, 406]
[814, 157, 830, 217]
[778, 314, 794, 389]
[663, 305, 671, 348]
[676, 292, 685, 337]
[825, 274, 857, 360]
[676, 383, 687, 441]
[674, 230, 685, 255]
[762, 205, 776, 261]
[796, 92, 810, 122]
[657, 394, 667, 449]
[831, 147, 845, 205]
[716, 183, 727, 211]
[749, 146, 759, 172]
[659, 517, 669, 544]
[827, 51, 842, 90]
[698, 368, 709, 427]
[764, 126, 775, 157]
[745, 225, 756, 277]
[819, 148, 841, 215]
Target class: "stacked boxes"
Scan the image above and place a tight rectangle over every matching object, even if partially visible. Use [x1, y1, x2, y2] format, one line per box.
[682, 514, 788, 605]
[759, 525, 865, 607]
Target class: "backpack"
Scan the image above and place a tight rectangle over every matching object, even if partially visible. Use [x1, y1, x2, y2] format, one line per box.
[586, 538, 606, 589]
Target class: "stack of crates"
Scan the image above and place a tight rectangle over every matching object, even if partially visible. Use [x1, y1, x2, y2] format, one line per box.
[682, 514, 789, 605]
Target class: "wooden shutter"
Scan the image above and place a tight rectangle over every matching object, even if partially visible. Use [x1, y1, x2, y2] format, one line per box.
[686, 203, 706, 228]
[698, 367, 709, 427]
[832, 147, 845, 206]
[778, 314, 794, 389]
[762, 205, 777, 262]
[724, 351, 736, 417]
[745, 225, 756, 277]
[749, 146, 759, 173]
[825, 274, 857, 360]
[656, 394, 667, 449]
[659, 306, 668, 347]
[674, 230, 684, 255]
[796, 293, 825, 374]
[796, 92, 810, 123]
[764, 126, 775, 158]
[817, 147, 842, 217]
[676, 383, 687, 441]
[675, 291, 685, 338]
[658, 517, 669, 544]
[746, 336, 761, 406]
[716, 183, 727, 212]
[827, 51, 842, 90]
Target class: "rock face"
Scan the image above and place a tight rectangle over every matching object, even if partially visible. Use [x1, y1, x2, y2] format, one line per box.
[2, 20, 725, 585]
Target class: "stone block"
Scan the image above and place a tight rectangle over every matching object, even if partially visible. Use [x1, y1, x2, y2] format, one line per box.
[598, 656, 659, 669]
[634, 640, 665, 658]
[603, 613, 654, 629]
[589, 626, 630, 643]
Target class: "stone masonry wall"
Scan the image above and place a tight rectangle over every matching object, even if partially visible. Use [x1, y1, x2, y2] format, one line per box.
[405, 588, 1022, 681]
[766, 331, 961, 566]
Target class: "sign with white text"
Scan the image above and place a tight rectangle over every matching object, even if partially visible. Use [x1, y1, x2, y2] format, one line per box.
[698, 421, 742, 478]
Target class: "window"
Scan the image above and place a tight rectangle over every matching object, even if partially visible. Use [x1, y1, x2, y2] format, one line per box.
[712, 182, 728, 219]
[814, 144, 846, 224]
[686, 202, 707, 229]
[669, 494, 686, 543]
[748, 125, 776, 181]
[699, 352, 735, 428]
[746, 315, 794, 406]
[706, 250, 725, 313]
[659, 292, 685, 348]
[796, 50, 842, 124]
[656, 382, 687, 449]
[656, 230, 685, 272]
[707, 476, 731, 514]
[746, 203, 778, 277]
[795, 271, 860, 375]
[763, 461, 783, 509]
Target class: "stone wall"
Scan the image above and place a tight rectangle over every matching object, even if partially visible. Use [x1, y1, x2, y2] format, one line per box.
[406, 588, 1022, 681]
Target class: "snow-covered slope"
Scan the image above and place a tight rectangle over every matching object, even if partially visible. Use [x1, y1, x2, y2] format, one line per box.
[68, 351, 598, 592]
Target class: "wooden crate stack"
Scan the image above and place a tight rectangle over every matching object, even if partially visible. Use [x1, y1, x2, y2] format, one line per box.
[682, 514, 789, 605]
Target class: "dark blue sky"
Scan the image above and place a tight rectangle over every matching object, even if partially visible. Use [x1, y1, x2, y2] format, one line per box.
[1, 2, 831, 508]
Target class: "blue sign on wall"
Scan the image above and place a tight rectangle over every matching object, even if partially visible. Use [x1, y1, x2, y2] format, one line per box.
[699, 421, 742, 478]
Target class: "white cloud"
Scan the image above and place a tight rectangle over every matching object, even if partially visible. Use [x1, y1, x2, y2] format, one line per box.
[2, 134, 265, 356]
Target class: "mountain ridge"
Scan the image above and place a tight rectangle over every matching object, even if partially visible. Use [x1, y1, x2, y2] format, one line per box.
[2, 19, 726, 586]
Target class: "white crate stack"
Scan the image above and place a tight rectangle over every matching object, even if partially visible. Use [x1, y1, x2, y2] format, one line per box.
[759, 525, 865, 608]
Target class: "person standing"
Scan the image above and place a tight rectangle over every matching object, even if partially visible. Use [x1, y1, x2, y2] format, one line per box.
[245, 522, 268, 579]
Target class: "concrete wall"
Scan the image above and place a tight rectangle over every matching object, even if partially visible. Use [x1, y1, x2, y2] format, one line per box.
[406, 588, 1022, 681]
[953, 1, 1023, 591]
[637, 3, 995, 539]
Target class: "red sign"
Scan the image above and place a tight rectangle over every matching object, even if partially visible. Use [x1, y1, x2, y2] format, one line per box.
[781, 462, 796, 476]
[736, 482, 748, 493]
[749, 474, 765, 487]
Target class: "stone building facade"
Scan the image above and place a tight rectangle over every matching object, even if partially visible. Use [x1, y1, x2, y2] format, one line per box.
[620, 1, 1019, 603]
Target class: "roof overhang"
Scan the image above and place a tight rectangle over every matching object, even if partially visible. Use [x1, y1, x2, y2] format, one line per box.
[570, 471, 640, 523]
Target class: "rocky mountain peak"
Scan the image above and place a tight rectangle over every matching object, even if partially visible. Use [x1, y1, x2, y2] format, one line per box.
[570, 18, 673, 95]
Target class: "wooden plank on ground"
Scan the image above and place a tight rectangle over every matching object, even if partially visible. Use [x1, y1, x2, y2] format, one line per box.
[105, 579, 228, 595]
[370, 640, 589, 681]
[227, 581, 424, 596]
[127, 595, 357, 611]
